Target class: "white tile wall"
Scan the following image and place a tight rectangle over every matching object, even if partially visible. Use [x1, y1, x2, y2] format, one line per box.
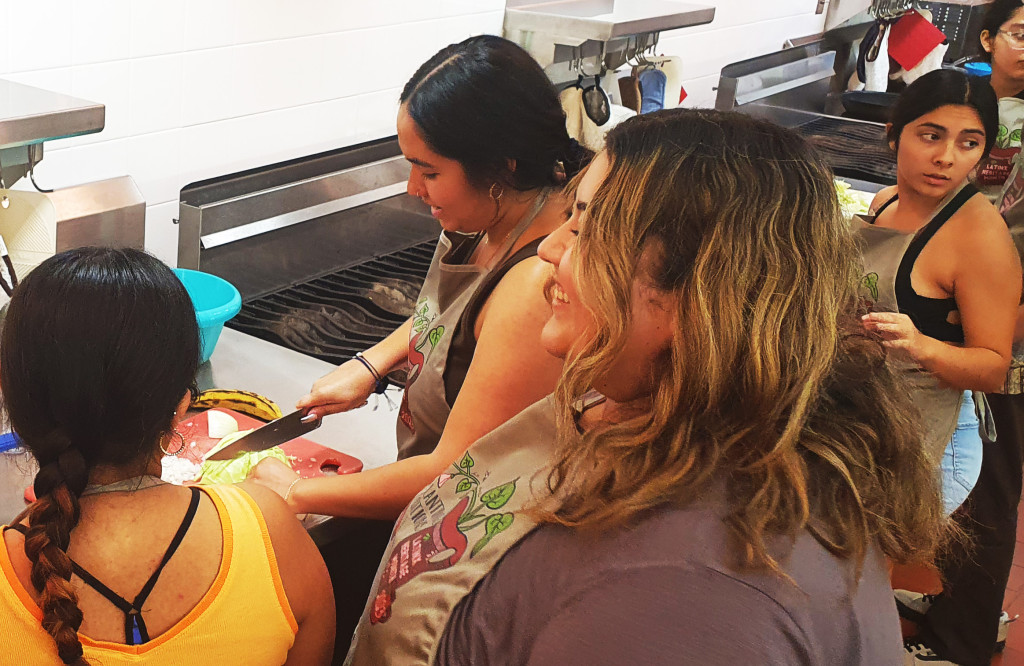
[660, 0, 829, 109]
[0, 1, 825, 264]
[0, 2, 504, 264]
[0, 0, 9, 76]
[129, 1, 187, 58]
[72, 0, 132, 66]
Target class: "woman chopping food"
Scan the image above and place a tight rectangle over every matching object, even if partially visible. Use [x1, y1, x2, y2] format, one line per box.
[345, 108, 948, 665]
[251, 35, 589, 519]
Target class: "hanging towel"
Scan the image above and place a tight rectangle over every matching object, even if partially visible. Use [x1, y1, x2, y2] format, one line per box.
[888, 9, 947, 71]
[638, 68, 667, 113]
[618, 74, 642, 114]
[656, 56, 684, 109]
[900, 42, 948, 85]
[864, 23, 891, 92]
[560, 86, 635, 151]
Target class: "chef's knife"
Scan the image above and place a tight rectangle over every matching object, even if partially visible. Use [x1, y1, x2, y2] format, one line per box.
[205, 409, 322, 461]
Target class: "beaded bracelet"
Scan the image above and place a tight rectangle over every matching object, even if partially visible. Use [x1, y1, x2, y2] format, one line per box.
[284, 478, 301, 505]
[355, 352, 389, 395]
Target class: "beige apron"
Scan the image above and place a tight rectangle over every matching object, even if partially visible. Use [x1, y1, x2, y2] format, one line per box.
[976, 97, 1024, 205]
[979, 97, 1024, 393]
[396, 191, 551, 460]
[854, 195, 966, 464]
[347, 395, 558, 665]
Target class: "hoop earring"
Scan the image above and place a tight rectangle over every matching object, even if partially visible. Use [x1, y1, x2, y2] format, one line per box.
[160, 428, 187, 457]
[488, 183, 504, 204]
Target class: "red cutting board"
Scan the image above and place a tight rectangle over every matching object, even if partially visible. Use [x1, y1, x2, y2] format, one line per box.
[23, 409, 363, 503]
[178, 408, 363, 479]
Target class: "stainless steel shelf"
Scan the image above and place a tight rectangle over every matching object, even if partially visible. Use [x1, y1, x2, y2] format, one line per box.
[505, 0, 715, 42]
[0, 79, 104, 150]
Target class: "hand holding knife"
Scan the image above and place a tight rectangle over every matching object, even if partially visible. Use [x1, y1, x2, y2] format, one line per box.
[205, 409, 322, 461]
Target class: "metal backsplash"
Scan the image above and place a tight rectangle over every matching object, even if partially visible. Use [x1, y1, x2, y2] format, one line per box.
[177, 138, 437, 301]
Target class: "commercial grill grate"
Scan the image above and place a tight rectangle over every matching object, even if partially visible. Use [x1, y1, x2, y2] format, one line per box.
[797, 116, 896, 185]
[226, 239, 437, 375]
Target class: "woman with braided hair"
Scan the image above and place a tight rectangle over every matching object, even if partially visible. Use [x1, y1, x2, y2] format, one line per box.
[0, 248, 334, 664]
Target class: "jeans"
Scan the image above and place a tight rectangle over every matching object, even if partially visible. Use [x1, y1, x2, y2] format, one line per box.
[941, 391, 983, 517]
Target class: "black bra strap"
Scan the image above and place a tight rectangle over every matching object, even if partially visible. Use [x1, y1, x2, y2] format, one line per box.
[11, 486, 202, 645]
[131, 486, 201, 608]
[873, 193, 899, 218]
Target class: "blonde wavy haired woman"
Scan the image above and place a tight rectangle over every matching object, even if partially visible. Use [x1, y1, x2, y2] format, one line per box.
[344, 109, 946, 665]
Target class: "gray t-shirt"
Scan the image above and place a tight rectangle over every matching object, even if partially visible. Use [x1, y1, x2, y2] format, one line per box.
[436, 496, 900, 665]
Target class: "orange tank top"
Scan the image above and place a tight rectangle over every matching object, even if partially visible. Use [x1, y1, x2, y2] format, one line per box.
[0, 484, 297, 665]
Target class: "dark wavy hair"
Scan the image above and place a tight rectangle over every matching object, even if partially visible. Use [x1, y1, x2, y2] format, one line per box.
[543, 109, 945, 576]
[888, 69, 999, 156]
[400, 34, 590, 191]
[981, 0, 1024, 62]
[1, 247, 199, 663]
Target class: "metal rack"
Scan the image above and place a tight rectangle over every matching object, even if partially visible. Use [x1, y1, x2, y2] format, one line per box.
[503, 0, 714, 86]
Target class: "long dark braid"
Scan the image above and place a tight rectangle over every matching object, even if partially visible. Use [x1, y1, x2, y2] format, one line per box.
[19, 443, 89, 664]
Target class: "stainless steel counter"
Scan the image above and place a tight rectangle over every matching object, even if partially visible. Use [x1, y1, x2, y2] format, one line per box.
[0, 327, 401, 544]
[0, 78, 104, 150]
[504, 0, 716, 42]
[197, 327, 400, 471]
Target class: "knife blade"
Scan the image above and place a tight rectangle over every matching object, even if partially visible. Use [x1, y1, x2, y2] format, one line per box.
[205, 409, 322, 461]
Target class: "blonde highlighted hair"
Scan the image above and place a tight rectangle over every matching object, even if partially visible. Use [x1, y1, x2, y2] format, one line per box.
[544, 109, 944, 573]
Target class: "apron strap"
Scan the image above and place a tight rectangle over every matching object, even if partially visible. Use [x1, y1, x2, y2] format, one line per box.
[973, 390, 998, 444]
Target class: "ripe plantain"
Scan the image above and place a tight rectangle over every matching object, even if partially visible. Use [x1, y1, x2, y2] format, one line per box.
[191, 389, 283, 422]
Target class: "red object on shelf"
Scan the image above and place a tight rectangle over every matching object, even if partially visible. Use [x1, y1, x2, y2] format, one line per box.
[178, 408, 363, 479]
[888, 10, 947, 71]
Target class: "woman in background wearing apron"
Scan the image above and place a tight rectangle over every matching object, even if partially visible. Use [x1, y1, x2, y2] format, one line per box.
[346, 109, 949, 666]
[898, 6, 1024, 664]
[252, 35, 589, 517]
[249, 35, 589, 657]
[857, 70, 1017, 523]
[854, 70, 1020, 664]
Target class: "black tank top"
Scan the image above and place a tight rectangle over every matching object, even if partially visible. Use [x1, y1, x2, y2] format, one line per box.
[871, 184, 977, 344]
[442, 237, 545, 407]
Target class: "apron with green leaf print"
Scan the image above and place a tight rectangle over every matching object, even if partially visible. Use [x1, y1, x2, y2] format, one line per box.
[854, 196, 966, 465]
[346, 395, 557, 665]
[976, 96, 1024, 203]
[396, 191, 551, 460]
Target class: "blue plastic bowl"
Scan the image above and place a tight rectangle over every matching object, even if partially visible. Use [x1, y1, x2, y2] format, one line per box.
[964, 62, 993, 78]
[172, 268, 242, 364]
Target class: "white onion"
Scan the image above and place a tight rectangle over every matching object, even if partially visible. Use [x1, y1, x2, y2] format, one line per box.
[207, 410, 239, 439]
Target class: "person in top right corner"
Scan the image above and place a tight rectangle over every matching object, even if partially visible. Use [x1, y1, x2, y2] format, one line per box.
[897, 3, 1024, 665]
